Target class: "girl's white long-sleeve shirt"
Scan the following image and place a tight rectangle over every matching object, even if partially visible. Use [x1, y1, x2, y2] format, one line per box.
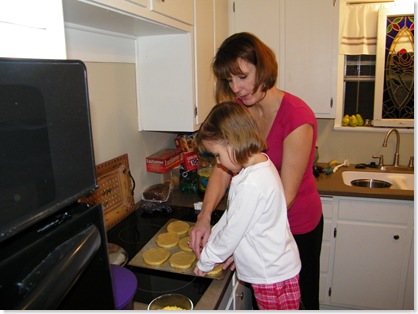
[197, 155, 301, 284]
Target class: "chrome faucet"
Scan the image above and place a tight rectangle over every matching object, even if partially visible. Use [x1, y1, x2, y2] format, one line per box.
[382, 128, 400, 167]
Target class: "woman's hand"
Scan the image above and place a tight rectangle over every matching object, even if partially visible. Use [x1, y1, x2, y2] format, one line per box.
[189, 165, 232, 258]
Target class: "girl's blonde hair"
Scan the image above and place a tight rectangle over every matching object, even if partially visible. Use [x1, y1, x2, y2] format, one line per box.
[196, 101, 267, 166]
[212, 32, 278, 103]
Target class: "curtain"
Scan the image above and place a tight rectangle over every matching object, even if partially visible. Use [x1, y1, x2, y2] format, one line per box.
[340, 3, 394, 55]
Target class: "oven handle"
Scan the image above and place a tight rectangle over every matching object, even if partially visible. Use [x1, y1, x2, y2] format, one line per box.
[17, 224, 102, 310]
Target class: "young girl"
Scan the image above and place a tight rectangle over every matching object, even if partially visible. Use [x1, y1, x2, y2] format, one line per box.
[193, 101, 301, 310]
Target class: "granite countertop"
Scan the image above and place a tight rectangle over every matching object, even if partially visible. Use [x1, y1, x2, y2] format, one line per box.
[134, 164, 413, 310]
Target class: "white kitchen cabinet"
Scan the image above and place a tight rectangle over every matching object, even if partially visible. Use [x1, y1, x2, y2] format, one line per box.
[279, 0, 338, 118]
[138, 0, 228, 131]
[328, 197, 414, 310]
[0, 0, 66, 59]
[150, 0, 194, 25]
[228, 0, 338, 118]
[319, 196, 336, 305]
[126, 0, 147, 8]
[63, 0, 226, 132]
[217, 272, 253, 310]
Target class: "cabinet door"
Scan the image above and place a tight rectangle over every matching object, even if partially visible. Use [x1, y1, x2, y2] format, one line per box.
[0, 0, 66, 59]
[319, 197, 335, 305]
[194, 0, 215, 125]
[330, 198, 413, 309]
[234, 279, 253, 310]
[136, 34, 195, 131]
[228, 0, 281, 84]
[125, 0, 147, 7]
[279, 0, 338, 118]
[150, 0, 194, 24]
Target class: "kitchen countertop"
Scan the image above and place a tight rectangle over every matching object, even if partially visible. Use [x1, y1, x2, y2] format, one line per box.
[134, 164, 413, 310]
[315, 163, 413, 201]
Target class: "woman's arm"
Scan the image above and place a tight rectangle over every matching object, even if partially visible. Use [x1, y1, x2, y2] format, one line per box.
[280, 123, 313, 208]
[189, 164, 232, 258]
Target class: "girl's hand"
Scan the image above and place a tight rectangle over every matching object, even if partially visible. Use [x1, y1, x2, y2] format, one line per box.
[223, 256, 235, 271]
[193, 266, 207, 277]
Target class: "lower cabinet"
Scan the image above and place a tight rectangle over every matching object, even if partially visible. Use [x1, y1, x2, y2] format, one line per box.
[319, 196, 414, 310]
[217, 272, 253, 310]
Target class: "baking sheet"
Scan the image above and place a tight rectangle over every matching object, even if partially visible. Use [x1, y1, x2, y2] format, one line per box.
[128, 219, 225, 280]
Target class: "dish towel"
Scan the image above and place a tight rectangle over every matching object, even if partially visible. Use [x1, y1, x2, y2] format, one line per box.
[340, 3, 392, 55]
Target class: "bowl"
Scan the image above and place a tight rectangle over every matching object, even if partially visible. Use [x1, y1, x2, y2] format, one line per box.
[147, 294, 193, 310]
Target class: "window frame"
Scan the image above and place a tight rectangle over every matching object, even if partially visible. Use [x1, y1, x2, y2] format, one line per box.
[372, 6, 414, 128]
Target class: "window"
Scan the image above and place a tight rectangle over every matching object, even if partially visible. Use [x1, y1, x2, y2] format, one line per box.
[373, 8, 414, 127]
[343, 55, 376, 121]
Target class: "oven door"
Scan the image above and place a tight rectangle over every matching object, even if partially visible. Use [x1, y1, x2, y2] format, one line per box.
[0, 203, 115, 310]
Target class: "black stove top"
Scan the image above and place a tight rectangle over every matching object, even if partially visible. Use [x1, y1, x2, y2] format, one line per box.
[106, 202, 224, 305]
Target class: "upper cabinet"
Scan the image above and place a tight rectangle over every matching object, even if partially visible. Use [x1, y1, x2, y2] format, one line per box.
[62, 0, 227, 132]
[228, 0, 339, 118]
[150, 0, 194, 25]
[279, 0, 339, 118]
[0, 0, 66, 59]
[138, 0, 228, 132]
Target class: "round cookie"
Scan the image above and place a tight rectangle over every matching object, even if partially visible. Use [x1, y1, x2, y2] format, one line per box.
[207, 264, 223, 276]
[156, 232, 179, 248]
[167, 220, 190, 235]
[178, 236, 192, 252]
[143, 247, 170, 266]
[169, 251, 196, 269]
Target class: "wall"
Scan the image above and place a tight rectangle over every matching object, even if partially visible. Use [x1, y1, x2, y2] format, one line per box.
[316, 119, 414, 165]
[84, 62, 176, 203]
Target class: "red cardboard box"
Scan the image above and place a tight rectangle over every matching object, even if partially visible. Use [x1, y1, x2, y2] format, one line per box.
[183, 151, 199, 171]
[146, 148, 183, 173]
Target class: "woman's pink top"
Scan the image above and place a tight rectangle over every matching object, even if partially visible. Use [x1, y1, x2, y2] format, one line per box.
[265, 92, 322, 235]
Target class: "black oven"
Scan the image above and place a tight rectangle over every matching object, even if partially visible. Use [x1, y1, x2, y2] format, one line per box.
[0, 58, 115, 309]
[0, 203, 115, 309]
[106, 203, 224, 305]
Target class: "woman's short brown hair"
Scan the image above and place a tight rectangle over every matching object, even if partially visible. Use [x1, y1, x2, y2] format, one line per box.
[212, 32, 278, 103]
[196, 101, 267, 166]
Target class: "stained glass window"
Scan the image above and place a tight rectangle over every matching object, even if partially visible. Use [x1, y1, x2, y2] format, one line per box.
[382, 15, 414, 119]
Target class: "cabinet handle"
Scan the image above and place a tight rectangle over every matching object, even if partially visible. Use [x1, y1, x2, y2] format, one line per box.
[393, 235, 400, 240]
[236, 292, 244, 300]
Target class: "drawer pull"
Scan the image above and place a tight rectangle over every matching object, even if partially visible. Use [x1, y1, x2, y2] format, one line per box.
[236, 292, 244, 300]
[393, 235, 400, 240]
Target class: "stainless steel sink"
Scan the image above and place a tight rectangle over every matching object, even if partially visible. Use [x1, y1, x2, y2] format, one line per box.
[342, 171, 414, 190]
[351, 179, 392, 188]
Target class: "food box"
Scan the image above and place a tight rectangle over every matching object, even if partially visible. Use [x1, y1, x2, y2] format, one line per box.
[174, 133, 199, 171]
[146, 148, 183, 173]
[182, 151, 199, 171]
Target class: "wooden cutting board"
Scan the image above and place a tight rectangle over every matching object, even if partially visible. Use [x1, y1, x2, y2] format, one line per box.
[79, 154, 135, 230]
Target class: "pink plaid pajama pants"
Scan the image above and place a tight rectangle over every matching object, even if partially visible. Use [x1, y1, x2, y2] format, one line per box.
[252, 274, 300, 310]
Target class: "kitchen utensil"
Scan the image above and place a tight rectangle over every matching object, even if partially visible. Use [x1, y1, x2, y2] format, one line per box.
[333, 159, 350, 173]
[148, 293, 193, 310]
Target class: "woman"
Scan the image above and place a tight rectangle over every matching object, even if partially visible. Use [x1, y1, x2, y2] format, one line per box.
[194, 101, 301, 310]
[189, 32, 323, 310]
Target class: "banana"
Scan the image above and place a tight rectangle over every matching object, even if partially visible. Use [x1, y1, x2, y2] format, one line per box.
[328, 159, 339, 167]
